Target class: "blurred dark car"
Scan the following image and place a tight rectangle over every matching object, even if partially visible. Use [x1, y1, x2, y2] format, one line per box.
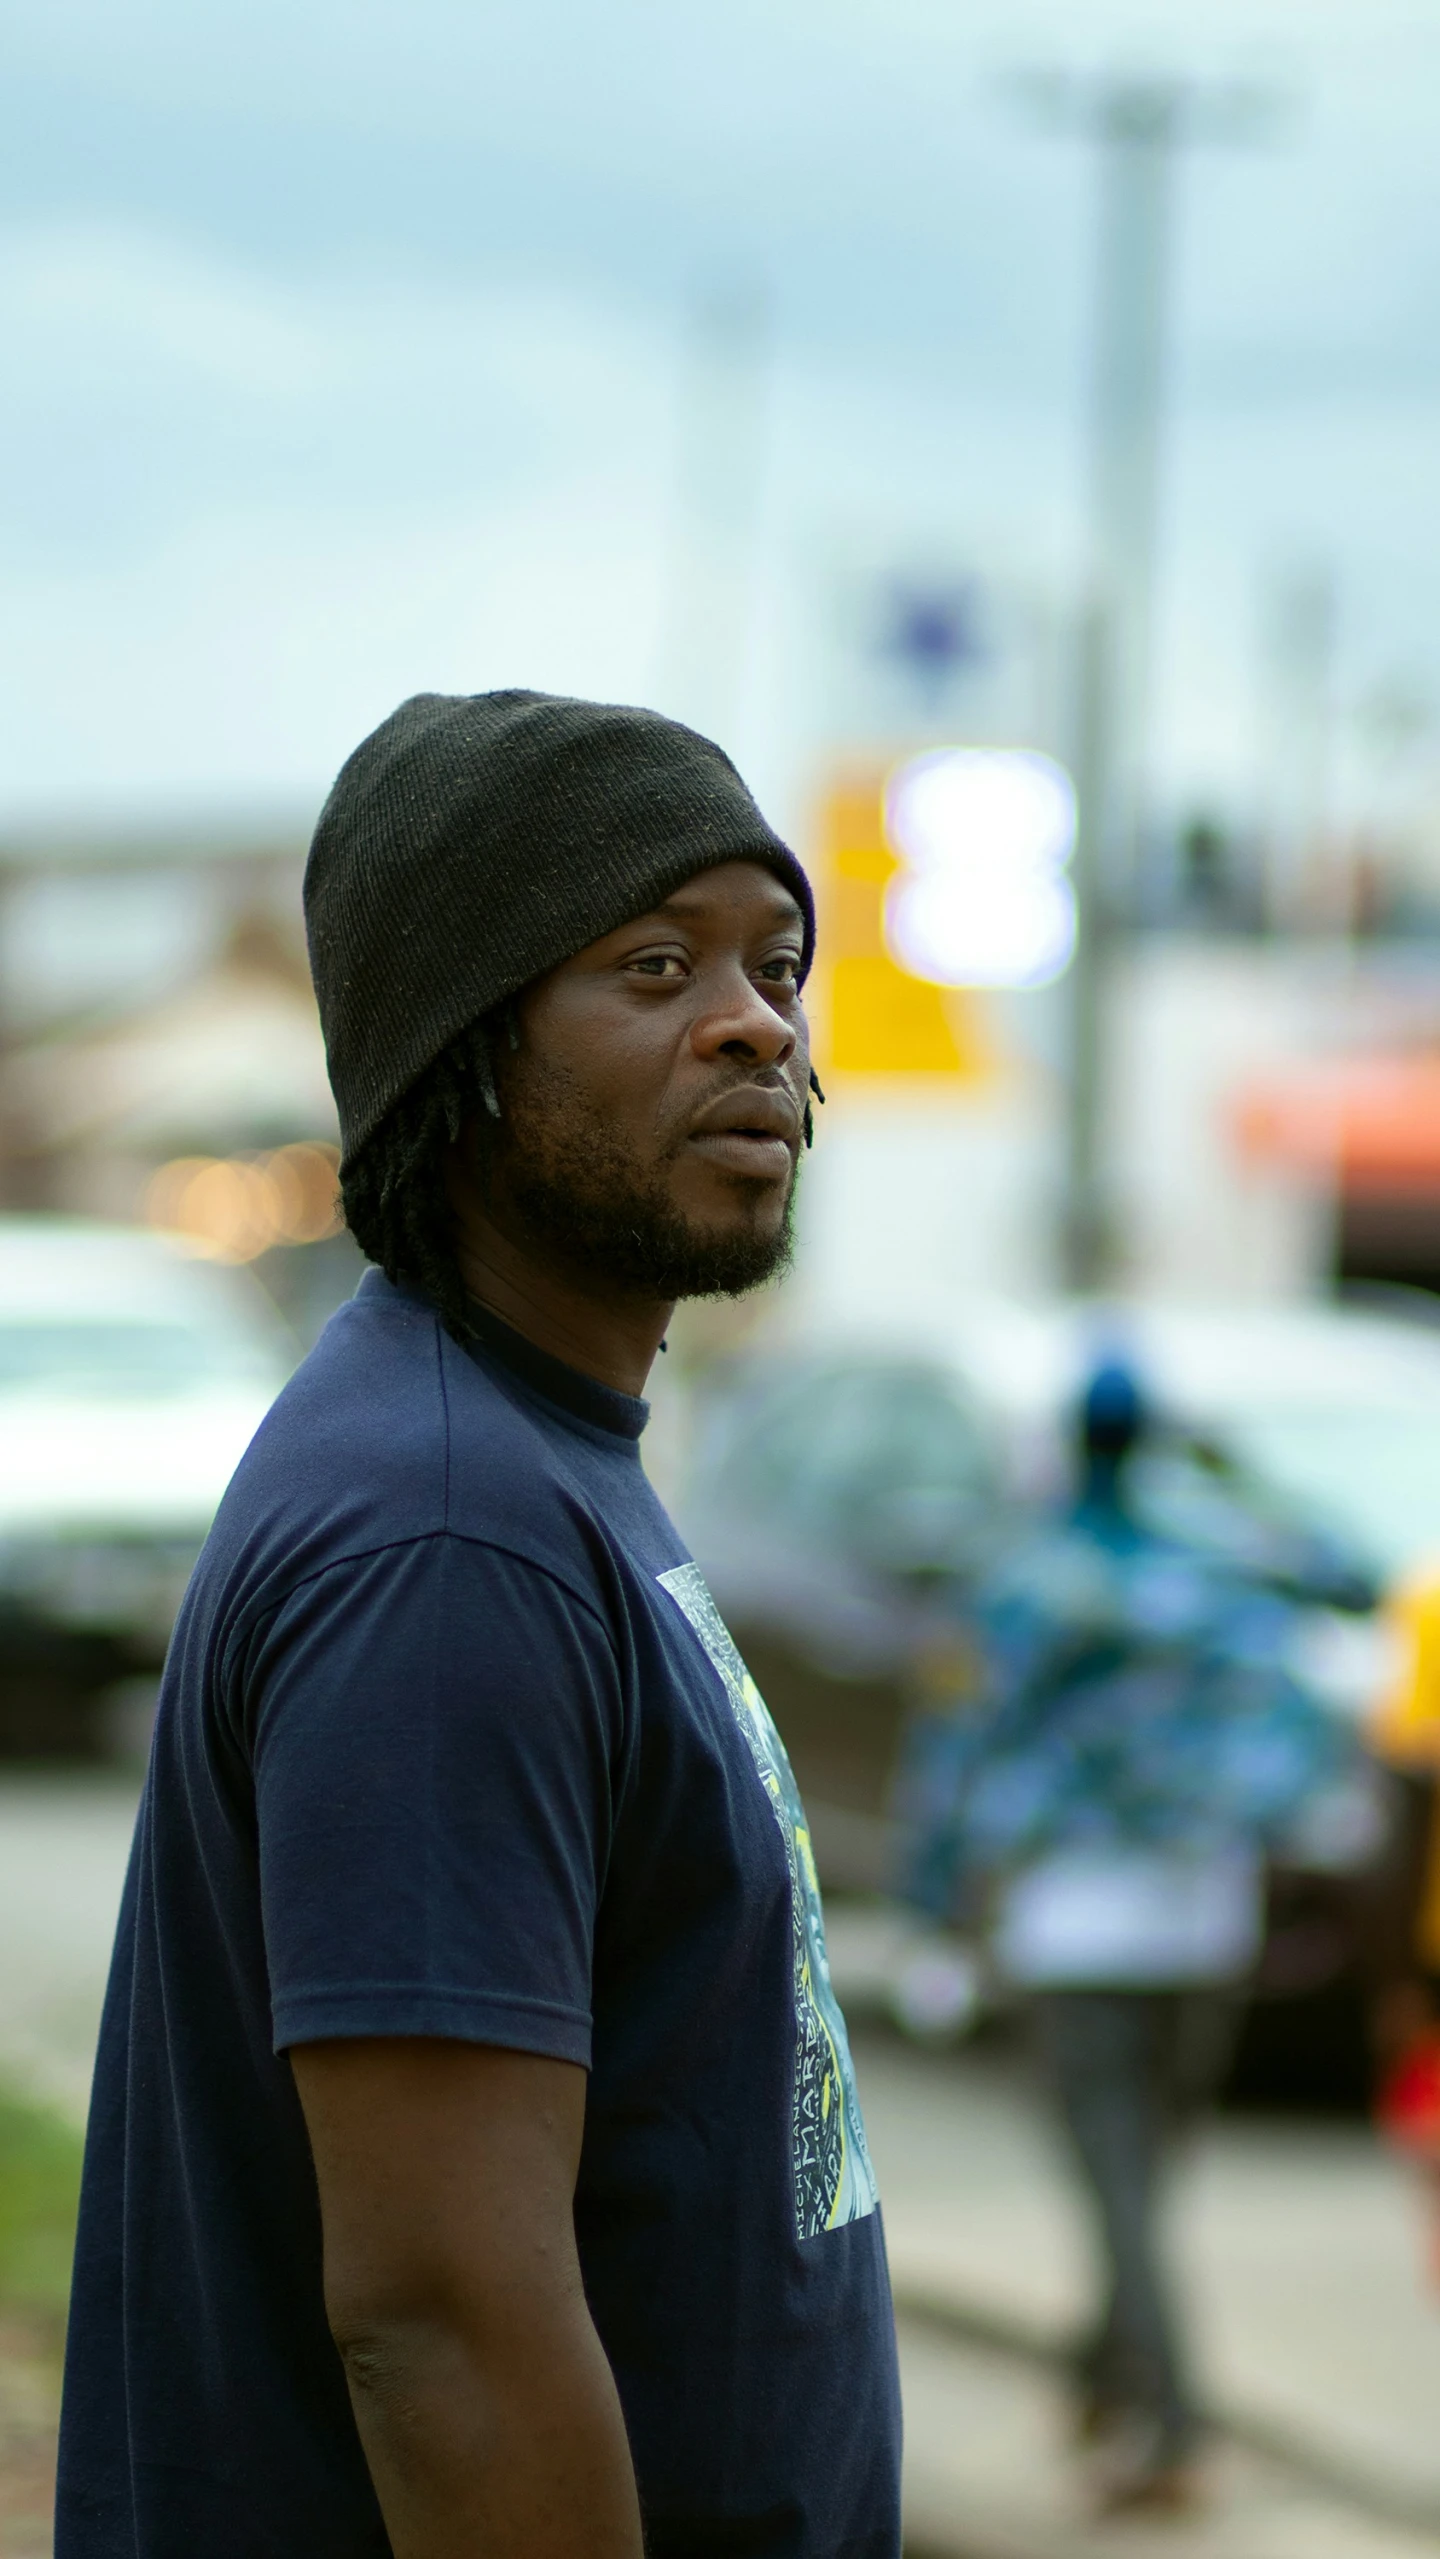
[676, 1349, 1004, 1881]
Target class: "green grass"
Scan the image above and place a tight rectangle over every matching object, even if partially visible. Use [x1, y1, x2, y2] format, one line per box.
[0, 2084, 83, 2317]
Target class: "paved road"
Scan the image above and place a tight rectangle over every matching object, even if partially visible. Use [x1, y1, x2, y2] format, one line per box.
[4, 1779, 1440, 2555]
[0, 1774, 137, 2119]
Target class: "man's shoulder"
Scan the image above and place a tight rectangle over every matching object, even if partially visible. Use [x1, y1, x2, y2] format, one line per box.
[202, 1277, 591, 1614]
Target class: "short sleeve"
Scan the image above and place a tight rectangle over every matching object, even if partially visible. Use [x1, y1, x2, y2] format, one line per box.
[241, 1534, 624, 2064]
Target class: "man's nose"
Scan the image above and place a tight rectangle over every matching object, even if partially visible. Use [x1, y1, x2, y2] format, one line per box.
[690, 968, 799, 1070]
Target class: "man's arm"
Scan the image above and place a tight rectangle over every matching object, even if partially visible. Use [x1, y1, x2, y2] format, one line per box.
[291, 2038, 645, 2559]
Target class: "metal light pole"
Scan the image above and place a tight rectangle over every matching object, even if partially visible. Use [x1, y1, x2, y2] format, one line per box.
[1063, 593, 1116, 1289]
[1017, 73, 1278, 1287]
[1261, 564, 1337, 931]
[1087, 84, 1182, 911]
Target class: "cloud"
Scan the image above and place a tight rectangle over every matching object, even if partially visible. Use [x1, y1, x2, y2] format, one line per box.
[0, 223, 321, 394]
[0, 219, 674, 560]
[4, 0, 1440, 823]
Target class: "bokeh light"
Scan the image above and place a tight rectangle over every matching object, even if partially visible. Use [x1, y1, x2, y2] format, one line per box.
[143, 1143, 342, 1263]
[883, 747, 1078, 990]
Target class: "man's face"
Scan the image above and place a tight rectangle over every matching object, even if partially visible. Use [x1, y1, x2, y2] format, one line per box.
[473, 859, 810, 1301]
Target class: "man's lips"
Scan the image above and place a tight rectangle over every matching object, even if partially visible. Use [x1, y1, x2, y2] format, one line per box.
[685, 1086, 801, 1178]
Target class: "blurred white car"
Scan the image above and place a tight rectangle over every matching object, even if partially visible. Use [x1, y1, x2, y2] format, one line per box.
[0, 1219, 295, 1741]
[685, 1297, 1436, 1683]
[926, 1296, 1440, 1593]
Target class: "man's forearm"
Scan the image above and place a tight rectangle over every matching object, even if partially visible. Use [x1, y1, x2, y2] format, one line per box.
[336, 2299, 645, 2558]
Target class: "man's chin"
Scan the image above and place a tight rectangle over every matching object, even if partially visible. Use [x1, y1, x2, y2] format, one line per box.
[502, 1143, 796, 1301]
[659, 1211, 794, 1302]
[530, 1198, 791, 1302]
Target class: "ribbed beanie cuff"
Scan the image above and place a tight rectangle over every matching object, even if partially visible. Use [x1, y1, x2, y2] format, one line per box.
[304, 688, 814, 1166]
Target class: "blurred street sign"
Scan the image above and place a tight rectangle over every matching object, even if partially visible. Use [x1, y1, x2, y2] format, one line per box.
[877, 578, 987, 711]
[815, 548, 1063, 758]
[814, 774, 994, 1080]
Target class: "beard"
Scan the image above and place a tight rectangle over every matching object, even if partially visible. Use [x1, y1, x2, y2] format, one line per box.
[486, 1062, 798, 1302]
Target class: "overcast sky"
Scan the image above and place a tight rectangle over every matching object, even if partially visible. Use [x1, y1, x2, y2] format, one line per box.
[3, 0, 1440, 836]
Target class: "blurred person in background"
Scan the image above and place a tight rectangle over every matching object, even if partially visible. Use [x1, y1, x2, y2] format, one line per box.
[897, 1358, 1355, 2518]
[57, 691, 900, 2559]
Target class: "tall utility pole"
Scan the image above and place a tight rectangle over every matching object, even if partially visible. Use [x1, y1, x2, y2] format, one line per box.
[1087, 83, 1182, 911]
[1260, 563, 1337, 930]
[1018, 73, 1276, 1286]
[1064, 594, 1115, 1291]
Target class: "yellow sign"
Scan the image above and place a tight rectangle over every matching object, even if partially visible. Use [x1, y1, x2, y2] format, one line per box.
[814, 774, 993, 1081]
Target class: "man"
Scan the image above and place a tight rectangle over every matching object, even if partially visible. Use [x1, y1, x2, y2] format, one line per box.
[896, 1359, 1349, 2514]
[58, 691, 901, 2559]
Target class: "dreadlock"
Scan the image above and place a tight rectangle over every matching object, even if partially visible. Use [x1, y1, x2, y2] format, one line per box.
[340, 1006, 513, 1345]
[340, 1025, 826, 1343]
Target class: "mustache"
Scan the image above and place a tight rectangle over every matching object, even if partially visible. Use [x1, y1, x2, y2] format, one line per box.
[673, 1070, 807, 1150]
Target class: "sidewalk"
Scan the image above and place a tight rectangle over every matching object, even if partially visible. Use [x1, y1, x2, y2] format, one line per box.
[839, 1954, 1440, 2555]
[896, 2315, 1440, 2559]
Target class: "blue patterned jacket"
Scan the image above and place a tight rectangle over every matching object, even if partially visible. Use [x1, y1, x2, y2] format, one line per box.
[896, 1473, 1353, 1923]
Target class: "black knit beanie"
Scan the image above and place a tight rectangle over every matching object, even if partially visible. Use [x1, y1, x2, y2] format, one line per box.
[305, 688, 814, 1168]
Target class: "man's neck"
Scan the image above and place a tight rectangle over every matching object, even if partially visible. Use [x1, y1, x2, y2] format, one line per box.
[450, 1205, 670, 1401]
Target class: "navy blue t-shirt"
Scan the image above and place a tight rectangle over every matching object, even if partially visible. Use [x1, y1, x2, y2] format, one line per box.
[57, 1271, 901, 2559]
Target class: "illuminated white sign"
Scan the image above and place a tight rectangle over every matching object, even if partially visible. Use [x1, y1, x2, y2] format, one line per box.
[883, 747, 1078, 989]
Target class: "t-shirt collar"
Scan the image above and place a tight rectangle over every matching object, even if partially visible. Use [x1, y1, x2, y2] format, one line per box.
[357, 1267, 650, 1441]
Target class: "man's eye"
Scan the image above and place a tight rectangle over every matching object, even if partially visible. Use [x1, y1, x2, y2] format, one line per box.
[630, 954, 685, 978]
[758, 957, 800, 987]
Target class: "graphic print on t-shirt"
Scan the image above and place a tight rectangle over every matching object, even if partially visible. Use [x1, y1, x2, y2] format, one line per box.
[658, 1563, 880, 2240]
